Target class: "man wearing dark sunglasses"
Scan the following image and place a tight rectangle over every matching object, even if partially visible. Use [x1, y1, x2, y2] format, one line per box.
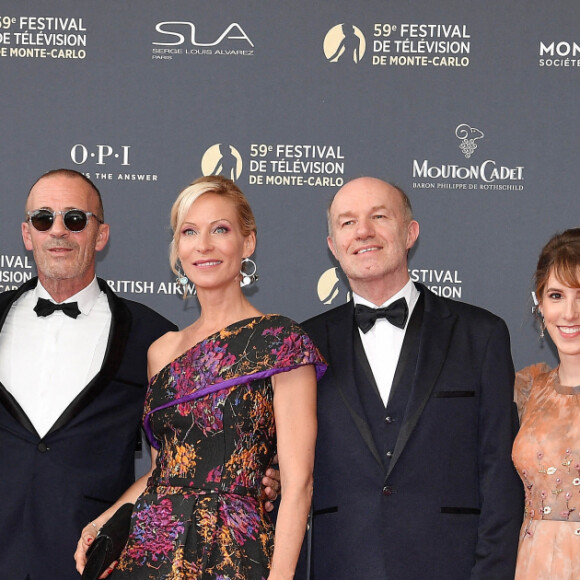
[0, 169, 177, 580]
[27, 207, 104, 233]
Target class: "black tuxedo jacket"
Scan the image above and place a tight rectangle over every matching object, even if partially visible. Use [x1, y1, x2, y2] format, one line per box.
[300, 284, 523, 580]
[0, 277, 176, 580]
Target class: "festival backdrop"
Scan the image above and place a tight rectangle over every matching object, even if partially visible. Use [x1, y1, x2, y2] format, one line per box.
[2, 1, 579, 384]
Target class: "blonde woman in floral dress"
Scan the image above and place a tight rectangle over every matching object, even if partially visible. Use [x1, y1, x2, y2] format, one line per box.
[75, 176, 326, 579]
[513, 228, 580, 579]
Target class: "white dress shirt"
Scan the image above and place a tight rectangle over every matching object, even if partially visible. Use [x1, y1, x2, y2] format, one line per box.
[0, 278, 111, 437]
[353, 279, 420, 406]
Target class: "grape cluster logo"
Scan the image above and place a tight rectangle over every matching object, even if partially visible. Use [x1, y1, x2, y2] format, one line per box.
[455, 124, 484, 159]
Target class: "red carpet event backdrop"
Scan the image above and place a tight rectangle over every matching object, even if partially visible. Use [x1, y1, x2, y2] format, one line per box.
[1, 0, 578, 373]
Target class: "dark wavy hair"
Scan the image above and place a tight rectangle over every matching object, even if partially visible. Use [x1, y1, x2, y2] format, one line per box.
[535, 228, 580, 299]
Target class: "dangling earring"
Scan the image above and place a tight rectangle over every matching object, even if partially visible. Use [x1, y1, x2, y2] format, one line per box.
[531, 292, 544, 340]
[176, 268, 189, 287]
[176, 264, 196, 297]
[240, 257, 258, 287]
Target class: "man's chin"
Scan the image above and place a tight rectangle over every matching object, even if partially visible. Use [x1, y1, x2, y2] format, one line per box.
[40, 268, 80, 281]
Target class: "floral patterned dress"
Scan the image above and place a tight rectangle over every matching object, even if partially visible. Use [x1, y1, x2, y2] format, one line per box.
[111, 315, 326, 580]
[512, 363, 580, 579]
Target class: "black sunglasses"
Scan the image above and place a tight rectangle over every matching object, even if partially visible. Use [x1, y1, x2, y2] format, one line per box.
[26, 209, 104, 233]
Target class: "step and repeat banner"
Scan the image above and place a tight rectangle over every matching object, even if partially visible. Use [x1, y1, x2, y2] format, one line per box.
[1, 0, 579, 373]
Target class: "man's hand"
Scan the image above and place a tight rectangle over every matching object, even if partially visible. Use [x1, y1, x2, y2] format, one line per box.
[262, 456, 281, 512]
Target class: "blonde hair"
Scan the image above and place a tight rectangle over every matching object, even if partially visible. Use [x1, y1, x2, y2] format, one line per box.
[169, 175, 257, 276]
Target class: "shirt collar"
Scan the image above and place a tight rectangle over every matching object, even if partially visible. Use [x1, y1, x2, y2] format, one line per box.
[353, 279, 419, 313]
[34, 277, 102, 316]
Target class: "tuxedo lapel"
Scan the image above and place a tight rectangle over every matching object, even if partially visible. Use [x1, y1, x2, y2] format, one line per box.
[326, 304, 384, 471]
[353, 329, 382, 400]
[49, 278, 132, 434]
[386, 286, 457, 479]
[0, 383, 39, 437]
[388, 291, 424, 404]
[0, 278, 41, 435]
[0, 277, 37, 329]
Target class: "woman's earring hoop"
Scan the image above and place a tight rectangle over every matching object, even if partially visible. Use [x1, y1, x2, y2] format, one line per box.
[240, 257, 258, 287]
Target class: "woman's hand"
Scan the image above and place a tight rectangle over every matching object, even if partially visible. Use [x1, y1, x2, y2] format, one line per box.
[74, 521, 98, 574]
[74, 444, 156, 578]
[74, 521, 118, 578]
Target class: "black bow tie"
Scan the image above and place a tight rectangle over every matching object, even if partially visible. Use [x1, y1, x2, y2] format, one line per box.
[354, 298, 409, 333]
[34, 297, 81, 319]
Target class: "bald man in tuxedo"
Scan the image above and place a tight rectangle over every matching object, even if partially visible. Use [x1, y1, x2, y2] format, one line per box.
[0, 169, 176, 580]
[299, 177, 523, 579]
